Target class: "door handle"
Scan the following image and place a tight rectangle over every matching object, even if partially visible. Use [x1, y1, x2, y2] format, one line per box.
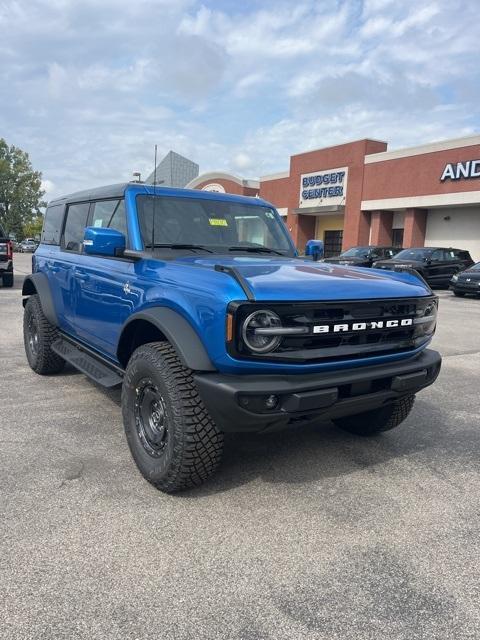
[75, 271, 90, 283]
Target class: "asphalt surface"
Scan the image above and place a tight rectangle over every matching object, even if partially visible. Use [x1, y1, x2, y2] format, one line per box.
[1, 253, 479, 640]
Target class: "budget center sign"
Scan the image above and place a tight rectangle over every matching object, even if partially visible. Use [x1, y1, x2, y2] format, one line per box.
[299, 167, 348, 208]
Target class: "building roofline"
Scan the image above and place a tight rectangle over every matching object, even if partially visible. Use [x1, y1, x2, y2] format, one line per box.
[365, 133, 480, 164]
[185, 172, 259, 190]
[290, 138, 388, 159]
[259, 170, 290, 182]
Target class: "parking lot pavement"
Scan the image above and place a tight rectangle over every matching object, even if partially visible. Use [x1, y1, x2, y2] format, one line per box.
[1, 253, 479, 640]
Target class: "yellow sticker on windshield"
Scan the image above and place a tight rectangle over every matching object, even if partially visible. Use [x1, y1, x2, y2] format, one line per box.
[209, 218, 228, 226]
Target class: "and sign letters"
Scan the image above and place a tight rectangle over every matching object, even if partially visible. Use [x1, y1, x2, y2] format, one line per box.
[440, 160, 480, 181]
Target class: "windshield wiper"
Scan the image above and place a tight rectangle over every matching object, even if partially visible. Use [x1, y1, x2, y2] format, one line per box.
[146, 243, 213, 253]
[228, 246, 285, 256]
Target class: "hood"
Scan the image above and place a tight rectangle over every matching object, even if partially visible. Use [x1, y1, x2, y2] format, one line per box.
[173, 255, 431, 301]
[374, 258, 424, 268]
[458, 268, 480, 281]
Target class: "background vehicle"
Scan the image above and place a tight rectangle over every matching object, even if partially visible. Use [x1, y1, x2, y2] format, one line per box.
[19, 238, 37, 253]
[0, 223, 14, 287]
[22, 183, 441, 493]
[324, 245, 400, 268]
[450, 262, 480, 297]
[373, 247, 474, 287]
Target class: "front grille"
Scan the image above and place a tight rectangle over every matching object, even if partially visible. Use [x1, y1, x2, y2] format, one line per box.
[230, 297, 437, 363]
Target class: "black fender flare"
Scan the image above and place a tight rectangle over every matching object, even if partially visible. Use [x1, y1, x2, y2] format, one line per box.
[22, 272, 58, 326]
[118, 307, 216, 372]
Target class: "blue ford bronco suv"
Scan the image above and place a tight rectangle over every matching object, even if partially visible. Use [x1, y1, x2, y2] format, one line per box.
[23, 183, 441, 492]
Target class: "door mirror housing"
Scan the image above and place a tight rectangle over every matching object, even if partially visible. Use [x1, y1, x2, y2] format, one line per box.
[305, 239, 324, 261]
[83, 227, 126, 257]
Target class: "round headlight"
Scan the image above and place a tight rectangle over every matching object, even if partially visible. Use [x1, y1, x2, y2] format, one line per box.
[242, 310, 282, 353]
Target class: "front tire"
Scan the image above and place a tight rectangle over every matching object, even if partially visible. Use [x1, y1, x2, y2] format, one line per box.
[23, 295, 65, 374]
[122, 342, 224, 493]
[334, 395, 415, 436]
[453, 290, 465, 297]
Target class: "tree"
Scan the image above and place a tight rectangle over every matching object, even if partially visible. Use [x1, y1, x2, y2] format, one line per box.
[23, 215, 44, 241]
[0, 139, 45, 240]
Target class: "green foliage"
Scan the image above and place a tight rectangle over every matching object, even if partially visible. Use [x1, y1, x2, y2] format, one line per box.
[23, 215, 44, 241]
[0, 138, 45, 240]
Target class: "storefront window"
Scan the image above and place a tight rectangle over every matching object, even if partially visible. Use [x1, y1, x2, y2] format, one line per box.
[392, 228, 404, 248]
[323, 230, 343, 257]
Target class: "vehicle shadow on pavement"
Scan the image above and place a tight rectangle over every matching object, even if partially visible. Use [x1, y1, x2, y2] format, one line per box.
[181, 397, 445, 497]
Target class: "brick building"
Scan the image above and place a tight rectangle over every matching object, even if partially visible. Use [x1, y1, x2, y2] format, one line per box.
[186, 135, 480, 261]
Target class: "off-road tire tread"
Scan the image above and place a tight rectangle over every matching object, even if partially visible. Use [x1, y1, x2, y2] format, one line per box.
[122, 342, 223, 492]
[334, 394, 415, 436]
[23, 295, 65, 374]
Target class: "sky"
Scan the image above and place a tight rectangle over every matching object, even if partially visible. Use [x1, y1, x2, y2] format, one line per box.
[1, 0, 479, 201]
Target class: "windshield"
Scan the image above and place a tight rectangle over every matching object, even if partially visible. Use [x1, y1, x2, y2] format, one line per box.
[341, 247, 370, 258]
[469, 262, 480, 271]
[136, 195, 294, 255]
[394, 249, 431, 260]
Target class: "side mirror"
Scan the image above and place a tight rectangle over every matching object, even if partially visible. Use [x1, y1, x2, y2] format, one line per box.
[305, 239, 324, 261]
[83, 227, 126, 257]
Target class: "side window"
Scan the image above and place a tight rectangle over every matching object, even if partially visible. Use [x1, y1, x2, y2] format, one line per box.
[90, 200, 128, 241]
[430, 249, 444, 262]
[62, 203, 90, 252]
[41, 204, 65, 245]
[444, 249, 457, 261]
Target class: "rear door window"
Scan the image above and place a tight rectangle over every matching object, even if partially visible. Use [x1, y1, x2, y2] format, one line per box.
[430, 249, 445, 262]
[41, 204, 65, 245]
[62, 203, 90, 252]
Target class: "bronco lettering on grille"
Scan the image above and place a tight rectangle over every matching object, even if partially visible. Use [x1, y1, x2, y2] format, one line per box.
[313, 318, 414, 334]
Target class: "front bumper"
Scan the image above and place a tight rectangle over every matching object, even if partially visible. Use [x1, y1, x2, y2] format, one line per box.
[194, 348, 441, 433]
[450, 282, 480, 294]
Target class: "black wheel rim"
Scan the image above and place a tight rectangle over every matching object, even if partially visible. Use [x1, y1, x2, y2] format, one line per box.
[28, 314, 39, 357]
[134, 378, 169, 457]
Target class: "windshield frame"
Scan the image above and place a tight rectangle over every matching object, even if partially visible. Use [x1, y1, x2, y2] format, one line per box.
[135, 193, 296, 257]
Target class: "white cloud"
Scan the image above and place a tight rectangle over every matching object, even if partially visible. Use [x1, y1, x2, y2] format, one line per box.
[232, 152, 253, 171]
[0, 0, 478, 199]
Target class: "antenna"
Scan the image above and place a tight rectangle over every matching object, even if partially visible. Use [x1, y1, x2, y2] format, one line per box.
[151, 144, 157, 255]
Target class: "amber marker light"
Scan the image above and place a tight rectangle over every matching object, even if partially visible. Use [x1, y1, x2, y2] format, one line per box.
[226, 313, 234, 342]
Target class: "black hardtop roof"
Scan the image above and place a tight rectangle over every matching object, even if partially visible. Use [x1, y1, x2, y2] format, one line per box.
[49, 183, 129, 205]
[47, 182, 271, 208]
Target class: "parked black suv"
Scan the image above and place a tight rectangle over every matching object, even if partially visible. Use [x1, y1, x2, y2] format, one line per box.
[324, 246, 400, 268]
[450, 262, 480, 297]
[0, 224, 14, 287]
[373, 247, 474, 287]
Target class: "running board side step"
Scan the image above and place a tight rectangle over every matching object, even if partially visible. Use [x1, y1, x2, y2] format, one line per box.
[52, 337, 124, 388]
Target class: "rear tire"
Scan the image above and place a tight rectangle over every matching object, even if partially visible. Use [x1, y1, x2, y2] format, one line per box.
[23, 295, 65, 374]
[334, 395, 415, 436]
[2, 273, 13, 287]
[122, 342, 224, 493]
